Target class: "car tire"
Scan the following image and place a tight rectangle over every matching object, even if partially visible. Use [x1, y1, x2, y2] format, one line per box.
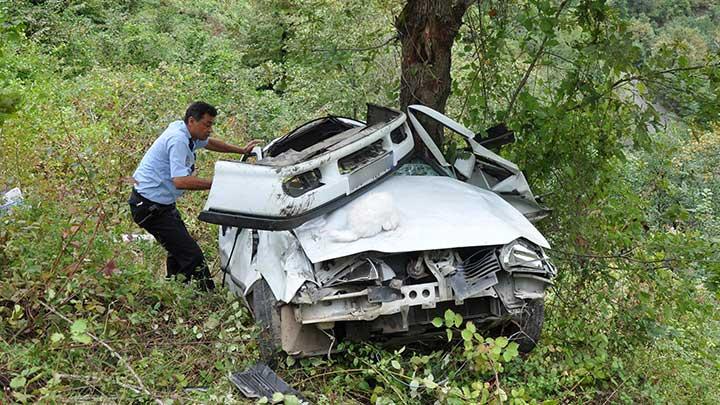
[249, 278, 283, 363]
[496, 299, 544, 353]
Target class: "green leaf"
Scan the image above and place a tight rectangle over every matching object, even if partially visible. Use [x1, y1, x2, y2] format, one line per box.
[446, 329, 453, 342]
[461, 329, 473, 341]
[283, 394, 300, 405]
[444, 309, 455, 327]
[495, 336, 509, 348]
[10, 376, 26, 389]
[285, 356, 296, 367]
[50, 332, 64, 343]
[540, 18, 554, 35]
[72, 333, 92, 344]
[70, 319, 87, 335]
[203, 316, 219, 330]
[272, 392, 285, 402]
[12, 392, 30, 402]
[678, 55, 689, 68]
[70, 319, 92, 343]
[497, 387, 508, 402]
[391, 360, 401, 370]
[504, 342, 520, 361]
[431, 317, 443, 328]
[423, 376, 438, 389]
[453, 313, 463, 328]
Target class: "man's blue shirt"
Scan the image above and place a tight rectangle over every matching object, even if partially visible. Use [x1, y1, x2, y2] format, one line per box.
[133, 121, 208, 204]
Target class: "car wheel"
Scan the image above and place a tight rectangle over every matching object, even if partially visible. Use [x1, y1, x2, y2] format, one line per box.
[500, 299, 545, 353]
[249, 278, 283, 362]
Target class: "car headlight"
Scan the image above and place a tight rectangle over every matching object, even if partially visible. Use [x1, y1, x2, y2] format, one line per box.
[500, 240, 545, 272]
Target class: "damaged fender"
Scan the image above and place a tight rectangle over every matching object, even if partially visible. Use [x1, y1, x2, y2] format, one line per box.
[255, 230, 318, 303]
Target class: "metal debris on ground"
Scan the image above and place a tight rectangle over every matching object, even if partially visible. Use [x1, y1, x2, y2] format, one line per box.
[229, 363, 305, 402]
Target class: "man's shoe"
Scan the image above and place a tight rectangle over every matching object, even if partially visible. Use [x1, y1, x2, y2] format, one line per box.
[198, 278, 216, 292]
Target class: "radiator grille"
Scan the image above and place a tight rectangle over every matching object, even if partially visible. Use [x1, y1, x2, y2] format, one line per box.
[449, 248, 501, 300]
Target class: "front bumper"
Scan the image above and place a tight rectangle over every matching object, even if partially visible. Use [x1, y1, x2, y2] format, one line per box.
[297, 280, 497, 324]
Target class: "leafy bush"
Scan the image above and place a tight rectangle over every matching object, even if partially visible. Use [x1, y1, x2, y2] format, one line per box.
[1, 0, 719, 403]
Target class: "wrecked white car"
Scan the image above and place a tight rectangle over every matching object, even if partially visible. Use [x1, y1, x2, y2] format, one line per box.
[202, 105, 555, 357]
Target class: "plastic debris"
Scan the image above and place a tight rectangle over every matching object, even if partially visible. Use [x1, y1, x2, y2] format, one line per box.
[1, 187, 23, 215]
[121, 233, 155, 243]
[229, 363, 304, 401]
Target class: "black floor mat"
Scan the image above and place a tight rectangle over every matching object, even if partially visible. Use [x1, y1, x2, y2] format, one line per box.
[229, 363, 303, 400]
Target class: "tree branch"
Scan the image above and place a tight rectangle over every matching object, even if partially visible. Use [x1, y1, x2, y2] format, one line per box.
[552, 248, 720, 265]
[565, 61, 720, 112]
[652, 62, 720, 75]
[311, 35, 398, 53]
[39, 301, 163, 405]
[505, 0, 571, 118]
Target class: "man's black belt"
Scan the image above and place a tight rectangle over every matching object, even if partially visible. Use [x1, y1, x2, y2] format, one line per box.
[131, 188, 174, 208]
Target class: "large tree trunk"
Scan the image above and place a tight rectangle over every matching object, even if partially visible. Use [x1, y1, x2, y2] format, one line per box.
[396, 0, 471, 150]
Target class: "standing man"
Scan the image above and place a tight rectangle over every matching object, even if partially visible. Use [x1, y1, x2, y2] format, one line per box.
[128, 101, 260, 291]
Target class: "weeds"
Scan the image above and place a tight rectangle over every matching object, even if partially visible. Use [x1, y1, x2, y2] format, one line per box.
[2, 0, 720, 403]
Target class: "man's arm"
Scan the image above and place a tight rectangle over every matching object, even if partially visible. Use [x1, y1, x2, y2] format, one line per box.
[172, 176, 212, 190]
[206, 138, 262, 154]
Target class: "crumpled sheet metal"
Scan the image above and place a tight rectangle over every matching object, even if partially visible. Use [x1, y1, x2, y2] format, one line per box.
[219, 227, 259, 296]
[407, 104, 521, 173]
[256, 230, 317, 303]
[314, 255, 395, 287]
[407, 105, 541, 205]
[295, 175, 550, 264]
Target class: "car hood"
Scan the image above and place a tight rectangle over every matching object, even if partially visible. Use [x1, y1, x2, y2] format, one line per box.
[294, 175, 550, 263]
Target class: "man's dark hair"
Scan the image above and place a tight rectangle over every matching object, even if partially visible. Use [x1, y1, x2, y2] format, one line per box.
[184, 101, 217, 123]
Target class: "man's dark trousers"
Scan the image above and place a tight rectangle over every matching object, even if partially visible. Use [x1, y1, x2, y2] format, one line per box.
[128, 189, 215, 290]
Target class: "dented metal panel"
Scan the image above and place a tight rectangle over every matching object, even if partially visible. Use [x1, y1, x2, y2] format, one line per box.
[201, 109, 412, 226]
[255, 230, 317, 303]
[296, 280, 497, 324]
[407, 104, 521, 173]
[219, 227, 260, 295]
[314, 256, 395, 287]
[406, 109, 450, 167]
[295, 175, 549, 263]
[449, 248, 502, 300]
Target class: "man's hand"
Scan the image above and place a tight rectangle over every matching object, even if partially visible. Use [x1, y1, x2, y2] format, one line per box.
[206, 138, 262, 155]
[240, 139, 263, 154]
